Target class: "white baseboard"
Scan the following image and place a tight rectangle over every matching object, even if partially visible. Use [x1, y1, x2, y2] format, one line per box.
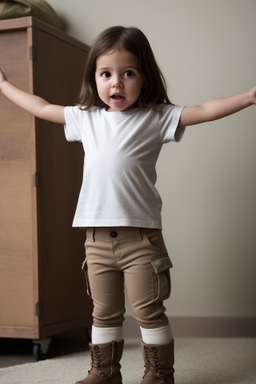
[123, 315, 256, 337]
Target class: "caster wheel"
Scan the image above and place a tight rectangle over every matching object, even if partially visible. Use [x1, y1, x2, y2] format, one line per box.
[32, 338, 51, 361]
[33, 343, 50, 361]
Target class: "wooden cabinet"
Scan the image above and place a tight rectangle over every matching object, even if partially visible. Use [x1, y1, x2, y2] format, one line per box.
[0, 17, 92, 346]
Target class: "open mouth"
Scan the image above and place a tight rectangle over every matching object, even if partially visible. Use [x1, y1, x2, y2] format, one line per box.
[111, 94, 125, 100]
[110, 94, 125, 106]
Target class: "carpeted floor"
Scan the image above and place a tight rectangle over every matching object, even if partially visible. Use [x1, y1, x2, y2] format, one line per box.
[0, 338, 256, 384]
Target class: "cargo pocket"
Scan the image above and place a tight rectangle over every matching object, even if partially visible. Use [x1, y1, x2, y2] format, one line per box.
[150, 255, 172, 301]
[81, 258, 92, 298]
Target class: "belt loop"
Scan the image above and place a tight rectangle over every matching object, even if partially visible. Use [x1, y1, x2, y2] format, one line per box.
[86, 228, 95, 242]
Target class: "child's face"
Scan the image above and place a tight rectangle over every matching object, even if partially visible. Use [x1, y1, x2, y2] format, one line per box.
[95, 49, 144, 112]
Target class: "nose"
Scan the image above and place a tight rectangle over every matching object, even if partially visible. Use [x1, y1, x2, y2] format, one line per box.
[112, 75, 123, 89]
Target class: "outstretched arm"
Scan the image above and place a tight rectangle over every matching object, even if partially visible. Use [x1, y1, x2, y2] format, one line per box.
[179, 86, 256, 127]
[0, 68, 65, 124]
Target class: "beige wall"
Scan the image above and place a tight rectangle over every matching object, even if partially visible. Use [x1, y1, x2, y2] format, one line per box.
[48, 0, 256, 319]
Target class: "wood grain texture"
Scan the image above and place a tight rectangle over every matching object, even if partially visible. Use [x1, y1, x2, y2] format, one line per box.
[0, 17, 92, 340]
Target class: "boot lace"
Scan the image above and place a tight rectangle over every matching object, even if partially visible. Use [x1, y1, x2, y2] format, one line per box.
[143, 346, 165, 380]
[142, 345, 151, 378]
[89, 345, 105, 378]
[151, 346, 162, 378]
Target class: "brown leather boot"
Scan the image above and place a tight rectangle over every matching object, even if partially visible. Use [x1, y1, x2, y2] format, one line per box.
[140, 339, 175, 384]
[75, 340, 124, 384]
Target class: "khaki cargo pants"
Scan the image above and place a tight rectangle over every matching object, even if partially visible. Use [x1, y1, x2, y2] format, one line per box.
[83, 227, 172, 329]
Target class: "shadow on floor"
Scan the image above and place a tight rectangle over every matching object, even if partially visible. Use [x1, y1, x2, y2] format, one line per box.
[0, 328, 90, 368]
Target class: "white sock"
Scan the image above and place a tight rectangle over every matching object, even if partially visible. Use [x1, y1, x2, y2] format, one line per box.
[140, 324, 172, 345]
[92, 326, 123, 344]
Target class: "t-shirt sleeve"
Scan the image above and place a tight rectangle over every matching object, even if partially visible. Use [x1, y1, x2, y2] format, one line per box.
[159, 105, 186, 143]
[64, 106, 83, 142]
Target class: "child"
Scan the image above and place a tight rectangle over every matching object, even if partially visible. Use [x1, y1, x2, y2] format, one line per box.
[0, 26, 255, 384]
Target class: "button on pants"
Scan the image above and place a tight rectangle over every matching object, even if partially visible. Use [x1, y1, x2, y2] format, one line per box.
[82, 227, 173, 329]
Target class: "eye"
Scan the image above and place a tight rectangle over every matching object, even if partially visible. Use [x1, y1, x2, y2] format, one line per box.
[101, 71, 111, 78]
[124, 70, 134, 78]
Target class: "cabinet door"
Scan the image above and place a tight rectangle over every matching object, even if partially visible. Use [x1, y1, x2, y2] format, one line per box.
[0, 29, 39, 337]
[32, 26, 92, 336]
[0, 19, 92, 338]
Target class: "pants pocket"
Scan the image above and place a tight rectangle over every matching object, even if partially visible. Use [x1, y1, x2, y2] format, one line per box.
[81, 258, 92, 298]
[143, 229, 168, 254]
[150, 255, 172, 301]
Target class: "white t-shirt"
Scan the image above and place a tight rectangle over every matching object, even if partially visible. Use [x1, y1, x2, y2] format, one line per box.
[64, 104, 185, 229]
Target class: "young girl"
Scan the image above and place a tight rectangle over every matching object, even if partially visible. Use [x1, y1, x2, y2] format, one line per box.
[0, 26, 255, 384]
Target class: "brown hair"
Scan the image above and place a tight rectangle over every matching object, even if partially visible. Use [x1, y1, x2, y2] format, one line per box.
[77, 26, 172, 110]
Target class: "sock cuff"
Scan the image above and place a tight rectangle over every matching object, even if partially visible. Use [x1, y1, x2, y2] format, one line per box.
[92, 325, 123, 344]
[140, 324, 172, 345]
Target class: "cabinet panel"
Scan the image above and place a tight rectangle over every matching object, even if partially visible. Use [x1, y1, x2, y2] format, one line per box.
[0, 162, 35, 327]
[0, 28, 37, 331]
[0, 17, 92, 340]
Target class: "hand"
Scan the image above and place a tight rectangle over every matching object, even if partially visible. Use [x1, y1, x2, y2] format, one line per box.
[0, 68, 7, 89]
[248, 86, 256, 105]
